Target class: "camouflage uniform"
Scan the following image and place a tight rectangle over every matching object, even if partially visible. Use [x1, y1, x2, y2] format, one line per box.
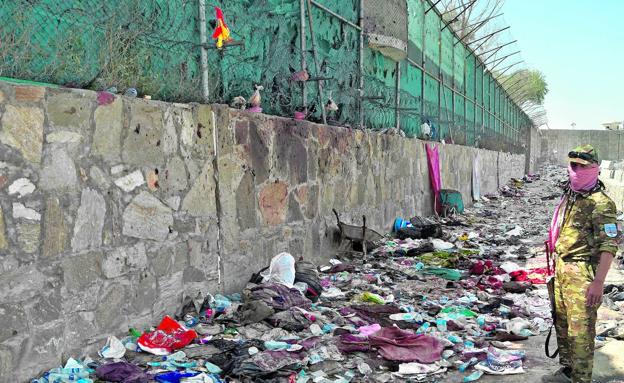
[553, 146, 619, 383]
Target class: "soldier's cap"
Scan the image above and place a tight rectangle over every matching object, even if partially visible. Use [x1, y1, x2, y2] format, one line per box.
[568, 144, 599, 165]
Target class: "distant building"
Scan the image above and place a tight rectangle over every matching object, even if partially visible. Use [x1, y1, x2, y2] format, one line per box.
[602, 121, 623, 130]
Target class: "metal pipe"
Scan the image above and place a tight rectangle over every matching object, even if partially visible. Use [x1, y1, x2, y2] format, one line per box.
[358, 0, 364, 128]
[306, 0, 326, 124]
[310, 0, 361, 30]
[198, 0, 209, 102]
[300, 0, 307, 114]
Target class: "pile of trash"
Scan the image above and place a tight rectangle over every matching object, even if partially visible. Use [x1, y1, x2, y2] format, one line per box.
[31, 168, 624, 383]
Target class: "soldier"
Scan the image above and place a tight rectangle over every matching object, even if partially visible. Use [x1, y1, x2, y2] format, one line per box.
[543, 145, 619, 383]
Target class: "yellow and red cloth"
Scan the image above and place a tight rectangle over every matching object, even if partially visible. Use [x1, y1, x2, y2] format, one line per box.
[212, 7, 232, 49]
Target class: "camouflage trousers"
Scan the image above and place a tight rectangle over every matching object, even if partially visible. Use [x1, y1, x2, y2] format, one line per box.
[554, 257, 599, 383]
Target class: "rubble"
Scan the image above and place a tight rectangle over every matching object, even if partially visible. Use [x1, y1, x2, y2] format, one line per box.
[31, 167, 624, 383]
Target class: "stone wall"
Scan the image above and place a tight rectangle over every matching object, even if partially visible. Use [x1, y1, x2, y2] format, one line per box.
[0, 80, 525, 381]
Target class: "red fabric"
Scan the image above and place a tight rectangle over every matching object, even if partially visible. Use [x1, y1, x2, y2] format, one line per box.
[509, 268, 548, 284]
[212, 7, 230, 40]
[476, 276, 503, 291]
[137, 316, 197, 355]
[469, 260, 494, 275]
[425, 144, 442, 214]
[369, 327, 443, 363]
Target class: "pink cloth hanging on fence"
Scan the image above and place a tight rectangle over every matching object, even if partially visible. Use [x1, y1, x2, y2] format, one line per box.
[425, 143, 442, 215]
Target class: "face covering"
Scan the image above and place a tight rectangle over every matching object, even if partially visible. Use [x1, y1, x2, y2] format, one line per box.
[568, 163, 599, 192]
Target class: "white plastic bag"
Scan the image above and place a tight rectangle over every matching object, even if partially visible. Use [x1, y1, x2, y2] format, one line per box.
[99, 335, 126, 359]
[262, 252, 296, 287]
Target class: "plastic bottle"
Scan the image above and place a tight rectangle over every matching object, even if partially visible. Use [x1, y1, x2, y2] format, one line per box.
[129, 328, 142, 338]
[163, 351, 186, 362]
[458, 357, 478, 372]
[436, 318, 448, 332]
[416, 322, 430, 334]
[463, 370, 484, 382]
[390, 312, 423, 323]
[400, 305, 416, 313]
[205, 361, 222, 374]
[212, 295, 232, 313]
[477, 315, 486, 328]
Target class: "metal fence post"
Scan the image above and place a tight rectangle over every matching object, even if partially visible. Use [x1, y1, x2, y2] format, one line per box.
[198, 0, 209, 103]
[358, 0, 364, 128]
[300, 0, 308, 114]
[396, 61, 401, 130]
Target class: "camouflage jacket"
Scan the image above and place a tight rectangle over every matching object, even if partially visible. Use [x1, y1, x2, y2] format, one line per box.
[555, 184, 619, 262]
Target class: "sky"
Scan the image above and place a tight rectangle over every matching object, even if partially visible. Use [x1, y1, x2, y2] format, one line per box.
[502, 0, 624, 130]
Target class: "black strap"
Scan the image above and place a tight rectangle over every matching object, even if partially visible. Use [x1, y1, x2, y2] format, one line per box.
[545, 324, 559, 358]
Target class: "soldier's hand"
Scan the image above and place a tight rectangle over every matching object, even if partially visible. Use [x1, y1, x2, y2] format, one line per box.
[585, 281, 603, 307]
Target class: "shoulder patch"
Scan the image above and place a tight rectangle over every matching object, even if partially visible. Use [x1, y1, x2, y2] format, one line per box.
[604, 223, 618, 238]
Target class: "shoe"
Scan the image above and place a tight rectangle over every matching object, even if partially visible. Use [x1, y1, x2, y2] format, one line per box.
[541, 367, 572, 383]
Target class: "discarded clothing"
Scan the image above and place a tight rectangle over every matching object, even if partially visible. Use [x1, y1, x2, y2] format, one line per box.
[96, 362, 152, 383]
[137, 316, 197, 355]
[369, 327, 444, 363]
[250, 283, 311, 311]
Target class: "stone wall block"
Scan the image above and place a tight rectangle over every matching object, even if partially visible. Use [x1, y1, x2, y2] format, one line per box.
[61, 251, 102, 292]
[122, 191, 173, 241]
[258, 180, 289, 226]
[93, 97, 123, 162]
[0, 105, 44, 164]
[39, 146, 78, 191]
[248, 120, 270, 184]
[181, 161, 216, 217]
[46, 90, 94, 131]
[95, 283, 127, 332]
[71, 188, 106, 252]
[0, 266, 47, 303]
[160, 156, 188, 195]
[0, 207, 7, 250]
[122, 100, 165, 166]
[14, 86, 45, 103]
[0, 303, 27, 342]
[191, 105, 215, 159]
[162, 108, 179, 156]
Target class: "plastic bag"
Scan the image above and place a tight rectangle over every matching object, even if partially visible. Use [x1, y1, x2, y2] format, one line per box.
[99, 335, 126, 359]
[262, 252, 296, 287]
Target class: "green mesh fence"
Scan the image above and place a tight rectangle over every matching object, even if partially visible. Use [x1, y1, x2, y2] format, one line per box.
[0, 0, 530, 152]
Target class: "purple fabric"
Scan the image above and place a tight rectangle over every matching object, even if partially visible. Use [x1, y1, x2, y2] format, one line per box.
[336, 334, 371, 353]
[426, 144, 442, 214]
[369, 327, 444, 363]
[96, 362, 152, 383]
[250, 283, 311, 311]
[329, 263, 355, 273]
[96, 91, 116, 106]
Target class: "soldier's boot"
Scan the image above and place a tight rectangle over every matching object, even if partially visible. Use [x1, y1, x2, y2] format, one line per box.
[541, 367, 572, 383]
